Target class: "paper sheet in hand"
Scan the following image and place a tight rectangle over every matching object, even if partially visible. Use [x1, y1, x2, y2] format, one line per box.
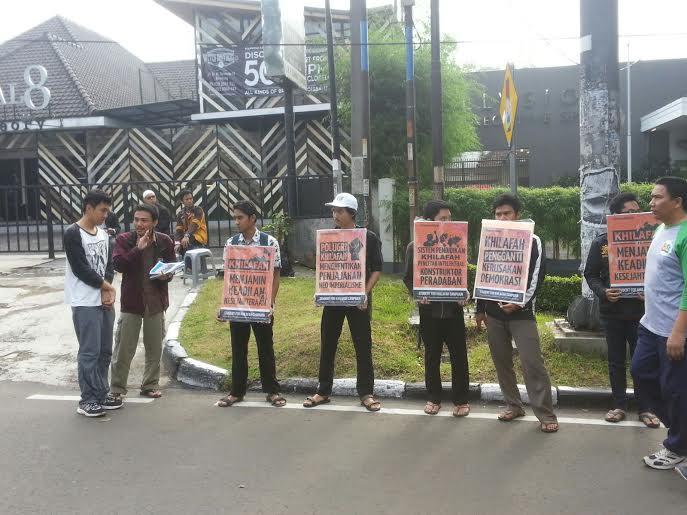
[315, 228, 367, 306]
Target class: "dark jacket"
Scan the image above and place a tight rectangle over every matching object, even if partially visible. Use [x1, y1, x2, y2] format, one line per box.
[475, 234, 546, 321]
[156, 205, 172, 236]
[112, 231, 176, 316]
[583, 233, 644, 320]
[403, 241, 463, 319]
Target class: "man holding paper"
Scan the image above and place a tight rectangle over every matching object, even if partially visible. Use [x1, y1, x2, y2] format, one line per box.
[583, 192, 659, 427]
[303, 193, 383, 411]
[475, 193, 558, 433]
[216, 200, 285, 408]
[110, 203, 176, 400]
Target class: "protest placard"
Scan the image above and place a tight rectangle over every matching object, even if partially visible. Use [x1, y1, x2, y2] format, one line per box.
[315, 228, 367, 306]
[413, 220, 469, 301]
[607, 212, 659, 296]
[473, 219, 534, 304]
[219, 245, 275, 323]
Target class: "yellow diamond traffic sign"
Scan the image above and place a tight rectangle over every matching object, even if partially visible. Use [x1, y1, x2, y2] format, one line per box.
[499, 64, 518, 147]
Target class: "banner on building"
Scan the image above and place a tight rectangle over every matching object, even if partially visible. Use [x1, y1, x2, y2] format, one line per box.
[315, 228, 367, 306]
[607, 212, 659, 297]
[413, 221, 469, 301]
[473, 219, 534, 305]
[200, 45, 327, 97]
[219, 245, 275, 323]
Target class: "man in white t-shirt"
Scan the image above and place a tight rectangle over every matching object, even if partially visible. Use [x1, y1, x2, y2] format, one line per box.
[64, 189, 122, 417]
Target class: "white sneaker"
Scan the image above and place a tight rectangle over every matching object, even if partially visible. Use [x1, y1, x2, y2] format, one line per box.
[643, 447, 685, 469]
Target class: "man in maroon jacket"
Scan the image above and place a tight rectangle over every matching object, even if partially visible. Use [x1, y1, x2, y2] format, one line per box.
[110, 204, 176, 400]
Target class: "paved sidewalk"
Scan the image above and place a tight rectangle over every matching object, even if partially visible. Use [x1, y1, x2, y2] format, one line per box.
[0, 253, 191, 387]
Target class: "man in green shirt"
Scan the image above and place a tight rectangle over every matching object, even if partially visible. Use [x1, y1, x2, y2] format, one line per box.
[631, 176, 687, 471]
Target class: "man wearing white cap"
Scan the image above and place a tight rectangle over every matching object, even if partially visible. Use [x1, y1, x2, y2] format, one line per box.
[142, 189, 172, 236]
[303, 193, 384, 411]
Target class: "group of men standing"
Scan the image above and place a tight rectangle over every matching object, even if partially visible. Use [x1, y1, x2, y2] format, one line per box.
[63, 179, 687, 477]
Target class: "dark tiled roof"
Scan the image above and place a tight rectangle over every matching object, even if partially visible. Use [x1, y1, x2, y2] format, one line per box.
[146, 60, 197, 100]
[0, 16, 181, 119]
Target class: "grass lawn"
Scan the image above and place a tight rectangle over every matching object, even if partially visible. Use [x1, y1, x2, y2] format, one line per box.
[179, 274, 618, 389]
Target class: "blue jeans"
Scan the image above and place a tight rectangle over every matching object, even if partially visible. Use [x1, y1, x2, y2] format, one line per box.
[72, 306, 115, 405]
[631, 324, 687, 455]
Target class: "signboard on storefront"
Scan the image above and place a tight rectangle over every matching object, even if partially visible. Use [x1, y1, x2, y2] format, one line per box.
[0, 65, 51, 111]
[200, 44, 327, 97]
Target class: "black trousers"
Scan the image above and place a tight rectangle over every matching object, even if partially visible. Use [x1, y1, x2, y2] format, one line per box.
[601, 317, 649, 412]
[419, 314, 470, 405]
[229, 320, 280, 397]
[317, 306, 374, 398]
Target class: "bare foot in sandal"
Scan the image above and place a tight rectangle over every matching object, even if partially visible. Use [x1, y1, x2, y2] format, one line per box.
[267, 393, 286, 407]
[604, 408, 626, 423]
[361, 395, 381, 412]
[541, 422, 559, 433]
[498, 407, 525, 421]
[217, 394, 242, 407]
[638, 412, 660, 428]
[453, 404, 470, 417]
[303, 394, 330, 408]
[424, 401, 441, 415]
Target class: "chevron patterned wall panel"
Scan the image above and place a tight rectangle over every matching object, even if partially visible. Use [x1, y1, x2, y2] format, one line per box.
[86, 129, 130, 219]
[37, 131, 87, 222]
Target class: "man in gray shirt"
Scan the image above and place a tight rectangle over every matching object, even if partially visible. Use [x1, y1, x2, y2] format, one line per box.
[631, 176, 687, 472]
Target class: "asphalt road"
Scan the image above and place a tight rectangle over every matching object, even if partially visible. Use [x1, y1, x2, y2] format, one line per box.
[1, 381, 685, 515]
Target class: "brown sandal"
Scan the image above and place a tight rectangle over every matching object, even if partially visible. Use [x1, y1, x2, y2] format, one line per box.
[498, 408, 525, 421]
[140, 389, 162, 398]
[638, 412, 660, 428]
[604, 408, 626, 423]
[303, 395, 330, 408]
[266, 393, 286, 407]
[424, 402, 441, 415]
[453, 404, 470, 417]
[540, 422, 559, 433]
[360, 395, 381, 412]
[217, 395, 243, 407]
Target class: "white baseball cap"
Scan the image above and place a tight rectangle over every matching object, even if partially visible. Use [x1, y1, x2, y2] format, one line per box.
[142, 189, 155, 199]
[325, 192, 358, 211]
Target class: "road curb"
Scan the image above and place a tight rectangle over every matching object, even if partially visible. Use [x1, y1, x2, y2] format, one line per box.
[162, 290, 627, 405]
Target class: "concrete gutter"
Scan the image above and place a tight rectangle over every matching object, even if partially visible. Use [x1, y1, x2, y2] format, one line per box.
[163, 290, 629, 407]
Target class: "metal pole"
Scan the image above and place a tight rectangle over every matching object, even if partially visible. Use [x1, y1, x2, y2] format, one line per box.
[283, 80, 297, 217]
[627, 43, 632, 182]
[509, 63, 517, 194]
[403, 0, 418, 234]
[325, 0, 343, 196]
[430, 0, 444, 200]
[360, 0, 371, 226]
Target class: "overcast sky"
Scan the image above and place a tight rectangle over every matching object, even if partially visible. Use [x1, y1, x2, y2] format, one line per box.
[1, 0, 686, 68]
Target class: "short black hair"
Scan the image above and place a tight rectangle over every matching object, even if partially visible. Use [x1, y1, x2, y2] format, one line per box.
[233, 200, 259, 219]
[422, 200, 451, 220]
[492, 193, 522, 214]
[179, 189, 193, 201]
[82, 189, 112, 212]
[133, 203, 159, 221]
[655, 176, 687, 210]
[609, 192, 639, 215]
[345, 207, 356, 218]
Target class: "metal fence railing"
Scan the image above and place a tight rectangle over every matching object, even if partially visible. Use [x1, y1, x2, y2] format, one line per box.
[445, 157, 529, 188]
[0, 175, 340, 255]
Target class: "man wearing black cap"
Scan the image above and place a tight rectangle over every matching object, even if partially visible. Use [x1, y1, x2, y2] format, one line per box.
[303, 193, 384, 411]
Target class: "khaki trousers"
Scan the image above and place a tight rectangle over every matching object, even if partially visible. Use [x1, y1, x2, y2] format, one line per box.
[485, 315, 557, 423]
[110, 311, 165, 395]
